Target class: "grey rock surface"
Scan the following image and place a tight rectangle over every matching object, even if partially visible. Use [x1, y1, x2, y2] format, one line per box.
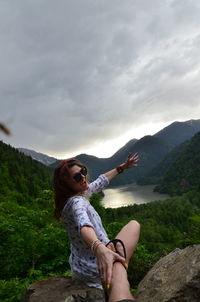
[21, 245, 200, 302]
[135, 244, 200, 302]
[21, 276, 105, 302]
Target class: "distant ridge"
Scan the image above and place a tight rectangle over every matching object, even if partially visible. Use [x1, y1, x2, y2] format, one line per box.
[154, 119, 200, 146]
[18, 148, 57, 166]
[76, 119, 200, 185]
[17, 118, 200, 187]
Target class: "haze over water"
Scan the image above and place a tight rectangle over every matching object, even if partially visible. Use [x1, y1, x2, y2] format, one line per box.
[101, 184, 169, 208]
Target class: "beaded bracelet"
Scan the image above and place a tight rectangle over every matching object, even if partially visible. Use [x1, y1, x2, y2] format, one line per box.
[93, 241, 104, 255]
[90, 239, 100, 253]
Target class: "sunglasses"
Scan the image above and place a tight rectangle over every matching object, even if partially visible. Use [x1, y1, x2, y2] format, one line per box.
[73, 167, 88, 183]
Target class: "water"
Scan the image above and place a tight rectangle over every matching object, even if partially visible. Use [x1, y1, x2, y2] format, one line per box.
[101, 183, 169, 208]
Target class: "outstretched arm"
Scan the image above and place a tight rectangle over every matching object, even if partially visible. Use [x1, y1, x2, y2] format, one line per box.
[104, 153, 139, 182]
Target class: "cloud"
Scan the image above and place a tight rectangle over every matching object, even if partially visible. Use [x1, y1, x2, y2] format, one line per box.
[1, 0, 200, 157]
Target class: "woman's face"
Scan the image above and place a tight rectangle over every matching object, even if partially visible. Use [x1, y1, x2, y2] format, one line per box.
[67, 165, 89, 193]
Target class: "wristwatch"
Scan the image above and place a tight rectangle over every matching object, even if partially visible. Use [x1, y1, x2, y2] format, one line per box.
[116, 165, 124, 174]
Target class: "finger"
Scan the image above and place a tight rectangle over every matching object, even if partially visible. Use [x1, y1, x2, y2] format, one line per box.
[132, 155, 139, 163]
[99, 261, 106, 284]
[98, 259, 105, 284]
[114, 253, 126, 265]
[103, 267, 107, 284]
[128, 153, 139, 162]
[106, 242, 115, 252]
[100, 266, 106, 284]
[114, 254, 128, 270]
[106, 261, 113, 287]
[131, 159, 138, 165]
[133, 153, 139, 160]
[128, 152, 133, 159]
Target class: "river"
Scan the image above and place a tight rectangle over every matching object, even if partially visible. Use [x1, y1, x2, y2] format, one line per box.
[101, 183, 169, 208]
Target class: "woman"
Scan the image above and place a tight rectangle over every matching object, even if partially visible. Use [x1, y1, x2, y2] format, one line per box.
[53, 153, 140, 302]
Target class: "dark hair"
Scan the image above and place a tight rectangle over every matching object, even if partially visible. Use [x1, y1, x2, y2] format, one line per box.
[53, 158, 86, 220]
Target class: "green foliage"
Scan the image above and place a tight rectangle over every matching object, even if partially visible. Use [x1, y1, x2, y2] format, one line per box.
[155, 132, 200, 195]
[90, 193, 106, 221]
[128, 244, 160, 285]
[1, 140, 200, 301]
[106, 222, 124, 239]
[137, 141, 187, 185]
[0, 278, 30, 302]
[1, 190, 200, 301]
[0, 199, 70, 280]
[180, 215, 200, 246]
[0, 140, 52, 201]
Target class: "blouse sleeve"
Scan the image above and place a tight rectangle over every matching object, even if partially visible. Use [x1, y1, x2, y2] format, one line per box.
[64, 196, 94, 234]
[87, 174, 109, 196]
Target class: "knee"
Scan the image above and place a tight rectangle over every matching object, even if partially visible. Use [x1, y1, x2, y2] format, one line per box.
[129, 220, 140, 232]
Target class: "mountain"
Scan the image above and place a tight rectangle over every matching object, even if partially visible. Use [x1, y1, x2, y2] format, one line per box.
[78, 138, 139, 181]
[51, 139, 138, 172]
[154, 119, 200, 147]
[52, 135, 171, 186]
[137, 141, 188, 185]
[154, 131, 200, 195]
[0, 141, 52, 199]
[109, 134, 171, 186]
[18, 148, 57, 166]
[51, 119, 200, 186]
[138, 119, 200, 186]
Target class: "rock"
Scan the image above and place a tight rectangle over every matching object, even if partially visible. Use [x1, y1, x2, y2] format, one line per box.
[21, 245, 200, 302]
[20, 276, 105, 302]
[135, 244, 200, 302]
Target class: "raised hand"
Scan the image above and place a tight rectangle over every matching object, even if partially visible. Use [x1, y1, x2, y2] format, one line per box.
[122, 152, 139, 170]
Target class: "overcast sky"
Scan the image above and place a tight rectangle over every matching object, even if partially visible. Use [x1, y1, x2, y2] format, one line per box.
[1, 0, 200, 159]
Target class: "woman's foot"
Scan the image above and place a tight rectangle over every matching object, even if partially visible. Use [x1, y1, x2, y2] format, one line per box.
[106, 239, 128, 270]
[106, 239, 127, 259]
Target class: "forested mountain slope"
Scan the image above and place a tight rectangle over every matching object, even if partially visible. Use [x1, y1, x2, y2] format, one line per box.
[137, 141, 188, 185]
[0, 141, 52, 200]
[154, 132, 200, 195]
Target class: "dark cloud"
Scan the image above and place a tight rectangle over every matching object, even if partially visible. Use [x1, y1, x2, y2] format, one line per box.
[1, 0, 200, 157]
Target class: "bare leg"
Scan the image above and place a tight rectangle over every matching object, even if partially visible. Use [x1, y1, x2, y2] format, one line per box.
[108, 262, 135, 302]
[115, 220, 140, 263]
[108, 220, 140, 302]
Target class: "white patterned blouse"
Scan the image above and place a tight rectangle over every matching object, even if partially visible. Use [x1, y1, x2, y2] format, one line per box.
[61, 174, 110, 289]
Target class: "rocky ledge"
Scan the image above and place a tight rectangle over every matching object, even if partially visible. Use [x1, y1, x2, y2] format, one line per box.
[135, 244, 200, 302]
[21, 277, 105, 302]
[21, 244, 200, 302]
